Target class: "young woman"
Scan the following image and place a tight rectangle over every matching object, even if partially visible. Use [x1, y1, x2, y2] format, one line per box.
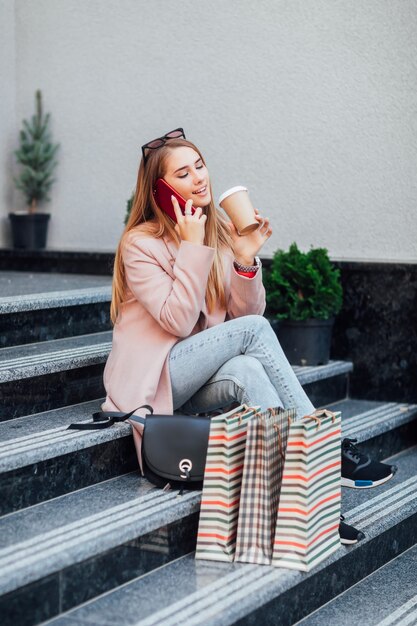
[102, 128, 394, 543]
[103, 128, 315, 421]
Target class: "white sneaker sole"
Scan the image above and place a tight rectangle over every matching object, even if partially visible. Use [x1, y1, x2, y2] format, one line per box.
[341, 472, 394, 489]
[340, 537, 359, 545]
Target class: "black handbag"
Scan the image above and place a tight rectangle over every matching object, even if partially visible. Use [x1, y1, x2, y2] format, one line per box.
[68, 405, 211, 490]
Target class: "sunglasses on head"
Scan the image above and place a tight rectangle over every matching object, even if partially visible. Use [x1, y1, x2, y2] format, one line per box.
[141, 128, 186, 163]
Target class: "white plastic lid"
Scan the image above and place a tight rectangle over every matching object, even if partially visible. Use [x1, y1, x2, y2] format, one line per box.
[218, 186, 248, 206]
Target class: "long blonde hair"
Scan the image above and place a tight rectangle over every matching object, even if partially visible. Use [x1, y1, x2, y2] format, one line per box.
[110, 137, 233, 324]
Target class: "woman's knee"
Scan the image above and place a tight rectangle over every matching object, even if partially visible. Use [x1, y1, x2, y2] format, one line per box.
[225, 315, 275, 344]
[243, 314, 275, 340]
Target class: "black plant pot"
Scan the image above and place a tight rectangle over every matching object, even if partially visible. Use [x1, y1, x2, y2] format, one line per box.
[273, 318, 335, 366]
[8, 212, 50, 249]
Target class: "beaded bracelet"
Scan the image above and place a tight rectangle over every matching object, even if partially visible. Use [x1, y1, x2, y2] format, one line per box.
[233, 256, 261, 273]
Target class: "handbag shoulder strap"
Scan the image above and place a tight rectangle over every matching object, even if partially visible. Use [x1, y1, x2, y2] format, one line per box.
[67, 404, 153, 430]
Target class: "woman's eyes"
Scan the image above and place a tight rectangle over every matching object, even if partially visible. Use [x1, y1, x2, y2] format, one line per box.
[178, 165, 204, 179]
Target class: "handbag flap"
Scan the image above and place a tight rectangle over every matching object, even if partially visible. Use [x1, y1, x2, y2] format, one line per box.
[143, 414, 211, 482]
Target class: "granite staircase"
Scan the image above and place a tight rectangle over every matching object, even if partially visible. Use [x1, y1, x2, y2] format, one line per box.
[0, 270, 416, 626]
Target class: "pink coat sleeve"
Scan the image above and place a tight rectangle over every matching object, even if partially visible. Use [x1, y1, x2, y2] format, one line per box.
[122, 236, 215, 338]
[227, 263, 266, 319]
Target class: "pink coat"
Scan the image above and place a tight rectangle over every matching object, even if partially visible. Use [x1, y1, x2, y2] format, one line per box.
[101, 229, 266, 417]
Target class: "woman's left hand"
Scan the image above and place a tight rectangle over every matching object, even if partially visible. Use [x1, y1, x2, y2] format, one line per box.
[228, 209, 273, 265]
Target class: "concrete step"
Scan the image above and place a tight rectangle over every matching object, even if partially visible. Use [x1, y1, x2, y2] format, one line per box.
[296, 543, 417, 626]
[23, 445, 417, 626]
[0, 398, 137, 515]
[0, 248, 114, 275]
[1, 393, 398, 518]
[328, 398, 417, 460]
[0, 331, 112, 419]
[0, 329, 352, 420]
[0, 271, 112, 347]
[0, 472, 201, 626]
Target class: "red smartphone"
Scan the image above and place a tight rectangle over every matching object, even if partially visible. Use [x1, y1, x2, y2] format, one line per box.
[153, 178, 195, 223]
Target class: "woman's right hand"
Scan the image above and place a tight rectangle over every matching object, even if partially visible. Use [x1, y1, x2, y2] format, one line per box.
[172, 196, 207, 246]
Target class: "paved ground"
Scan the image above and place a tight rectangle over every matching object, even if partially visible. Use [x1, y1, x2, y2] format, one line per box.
[0, 271, 112, 297]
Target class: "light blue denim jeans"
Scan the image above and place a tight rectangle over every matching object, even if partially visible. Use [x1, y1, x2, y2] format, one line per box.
[169, 315, 315, 418]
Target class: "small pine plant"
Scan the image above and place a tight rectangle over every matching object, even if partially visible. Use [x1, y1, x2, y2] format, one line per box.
[264, 242, 343, 321]
[124, 192, 134, 225]
[14, 90, 59, 213]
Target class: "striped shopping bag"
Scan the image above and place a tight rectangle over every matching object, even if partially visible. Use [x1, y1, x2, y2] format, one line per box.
[272, 409, 342, 572]
[195, 404, 259, 562]
[235, 407, 296, 564]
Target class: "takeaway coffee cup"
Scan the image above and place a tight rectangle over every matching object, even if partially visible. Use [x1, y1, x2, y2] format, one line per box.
[218, 186, 259, 235]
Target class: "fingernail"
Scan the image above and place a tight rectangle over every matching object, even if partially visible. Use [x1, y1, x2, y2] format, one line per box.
[171, 195, 174, 200]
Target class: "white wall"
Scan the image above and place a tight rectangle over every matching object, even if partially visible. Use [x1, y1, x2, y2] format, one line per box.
[0, 0, 17, 245]
[2, 0, 417, 261]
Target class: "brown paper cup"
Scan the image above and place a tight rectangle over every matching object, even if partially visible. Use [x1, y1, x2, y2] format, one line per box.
[218, 186, 258, 235]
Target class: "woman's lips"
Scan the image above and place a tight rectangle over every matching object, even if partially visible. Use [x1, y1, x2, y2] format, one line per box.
[193, 185, 208, 196]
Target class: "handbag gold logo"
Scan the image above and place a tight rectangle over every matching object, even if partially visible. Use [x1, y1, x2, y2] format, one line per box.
[179, 459, 192, 478]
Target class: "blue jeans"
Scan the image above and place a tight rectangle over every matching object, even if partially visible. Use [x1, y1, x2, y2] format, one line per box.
[169, 315, 315, 418]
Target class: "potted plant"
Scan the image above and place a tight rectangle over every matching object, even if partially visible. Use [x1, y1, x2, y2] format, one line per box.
[9, 89, 59, 249]
[264, 242, 343, 366]
[124, 192, 134, 225]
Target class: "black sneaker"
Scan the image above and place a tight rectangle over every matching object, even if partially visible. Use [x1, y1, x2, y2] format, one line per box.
[341, 438, 397, 488]
[339, 515, 365, 545]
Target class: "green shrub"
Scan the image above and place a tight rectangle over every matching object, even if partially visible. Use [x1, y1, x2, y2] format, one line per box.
[264, 243, 343, 321]
[124, 192, 134, 225]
